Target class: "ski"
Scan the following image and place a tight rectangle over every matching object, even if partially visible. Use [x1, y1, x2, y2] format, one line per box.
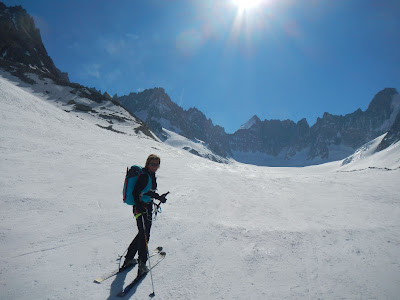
[116, 251, 166, 297]
[93, 246, 163, 283]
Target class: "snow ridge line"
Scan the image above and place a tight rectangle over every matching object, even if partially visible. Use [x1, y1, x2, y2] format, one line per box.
[337, 166, 400, 173]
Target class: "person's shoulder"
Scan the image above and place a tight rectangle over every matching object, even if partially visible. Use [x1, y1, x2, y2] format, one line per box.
[139, 169, 150, 181]
[143, 169, 156, 181]
[141, 168, 151, 175]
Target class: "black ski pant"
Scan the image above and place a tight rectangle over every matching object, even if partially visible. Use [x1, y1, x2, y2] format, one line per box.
[125, 206, 152, 264]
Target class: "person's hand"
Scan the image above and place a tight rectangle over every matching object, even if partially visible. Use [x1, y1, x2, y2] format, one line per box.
[159, 192, 169, 203]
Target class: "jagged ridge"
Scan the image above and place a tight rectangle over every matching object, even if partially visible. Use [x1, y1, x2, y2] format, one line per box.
[119, 88, 400, 166]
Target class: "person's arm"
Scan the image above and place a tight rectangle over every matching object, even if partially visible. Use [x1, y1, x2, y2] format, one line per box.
[145, 190, 169, 203]
[145, 190, 160, 199]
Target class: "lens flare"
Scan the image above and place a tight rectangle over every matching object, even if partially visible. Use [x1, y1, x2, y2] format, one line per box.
[233, 0, 262, 12]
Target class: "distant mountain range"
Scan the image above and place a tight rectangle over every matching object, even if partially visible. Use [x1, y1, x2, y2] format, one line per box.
[119, 87, 400, 166]
[1, 1, 399, 166]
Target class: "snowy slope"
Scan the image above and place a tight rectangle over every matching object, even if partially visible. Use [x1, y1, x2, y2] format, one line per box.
[0, 70, 158, 140]
[1, 74, 400, 299]
[340, 134, 400, 171]
[162, 128, 230, 164]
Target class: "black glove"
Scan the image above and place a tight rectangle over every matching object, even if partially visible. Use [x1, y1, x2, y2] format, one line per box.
[158, 192, 169, 203]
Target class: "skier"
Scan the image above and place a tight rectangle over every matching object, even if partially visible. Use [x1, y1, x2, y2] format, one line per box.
[122, 154, 168, 276]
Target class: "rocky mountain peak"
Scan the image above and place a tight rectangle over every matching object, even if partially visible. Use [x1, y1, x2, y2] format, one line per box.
[1, 3, 38, 36]
[239, 115, 261, 130]
[296, 118, 309, 127]
[0, 2, 69, 82]
[367, 88, 398, 113]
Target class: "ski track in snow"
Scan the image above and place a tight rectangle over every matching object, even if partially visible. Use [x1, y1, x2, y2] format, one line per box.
[1, 74, 400, 299]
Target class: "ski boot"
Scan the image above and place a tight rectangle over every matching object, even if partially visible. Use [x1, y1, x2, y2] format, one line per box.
[137, 260, 149, 276]
[122, 257, 137, 269]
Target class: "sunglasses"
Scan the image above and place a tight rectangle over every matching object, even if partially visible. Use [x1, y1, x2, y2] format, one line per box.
[149, 162, 160, 167]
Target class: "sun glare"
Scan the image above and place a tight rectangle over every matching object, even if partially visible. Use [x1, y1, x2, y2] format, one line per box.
[233, 0, 262, 12]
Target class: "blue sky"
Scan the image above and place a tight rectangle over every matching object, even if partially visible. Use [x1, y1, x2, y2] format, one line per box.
[4, 0, 400, 133]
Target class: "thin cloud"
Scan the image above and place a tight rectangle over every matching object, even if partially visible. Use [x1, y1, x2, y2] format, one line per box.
[67, 41, 80, 50]
[81, 63, 101, 79]
[125, 33, 139, 40]
[100, 38, 126, 55]
[98, 34, 140, 56]
[178, 88, 185, 106]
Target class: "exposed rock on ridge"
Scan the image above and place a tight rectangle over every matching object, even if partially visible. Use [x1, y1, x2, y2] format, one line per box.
[0, 2, 68, 81]
[119, 88, 400, 166]
[119, 88, 230, 158]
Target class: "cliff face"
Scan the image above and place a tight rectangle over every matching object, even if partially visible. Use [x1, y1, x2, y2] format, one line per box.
[119, 89, 231, 158]
[0, 2, 69, 82]
[375, 92, 400, 152]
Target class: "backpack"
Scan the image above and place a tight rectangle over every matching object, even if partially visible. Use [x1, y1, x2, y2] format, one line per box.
[122, 165, 152, 205]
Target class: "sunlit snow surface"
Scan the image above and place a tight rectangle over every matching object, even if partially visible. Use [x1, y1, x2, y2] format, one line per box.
[1, 74, 400, 299]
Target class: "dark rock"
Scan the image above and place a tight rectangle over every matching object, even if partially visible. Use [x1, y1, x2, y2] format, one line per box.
[74, 104, 93, 112]
[376, 109, 400, 152]
[0, 2, 69, 81]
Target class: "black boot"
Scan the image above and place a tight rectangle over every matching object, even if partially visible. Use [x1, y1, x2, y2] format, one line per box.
[137, 260, 149, 276]
[122, 257, 137, 269]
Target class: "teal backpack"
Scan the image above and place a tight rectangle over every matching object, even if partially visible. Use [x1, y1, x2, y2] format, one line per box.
[122, 165, 152, 205]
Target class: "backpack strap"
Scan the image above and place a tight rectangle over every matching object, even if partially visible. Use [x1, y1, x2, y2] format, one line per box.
[123, 167, 129, 202]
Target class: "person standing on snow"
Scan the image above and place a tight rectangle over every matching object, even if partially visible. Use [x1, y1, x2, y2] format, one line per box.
[122, 154, 168, 276]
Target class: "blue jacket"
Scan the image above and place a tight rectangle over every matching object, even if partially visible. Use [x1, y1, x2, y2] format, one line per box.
[133, 168, 159, 204]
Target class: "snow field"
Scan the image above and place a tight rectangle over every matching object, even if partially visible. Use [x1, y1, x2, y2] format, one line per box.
[1, 74, 400, 299]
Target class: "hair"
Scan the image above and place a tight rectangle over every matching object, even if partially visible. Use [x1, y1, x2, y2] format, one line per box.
[145, 154, 161, 168]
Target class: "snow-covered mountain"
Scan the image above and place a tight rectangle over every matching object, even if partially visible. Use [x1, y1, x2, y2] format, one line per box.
[2, 1, 399, 167]
[341, 133, 400, 170]
[119, 87, 400, 166]
[118, 88, 230, 162]
[162, 128, 230, 164]
[0, 3, 158, 141]
[0, 69, 159, 140]
[376, 107, 400, 152]
[232, 88, 400, 166]
[1, 70, 400, 300]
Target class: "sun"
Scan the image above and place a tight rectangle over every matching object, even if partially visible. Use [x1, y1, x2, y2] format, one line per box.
[232, 0, 262, 12]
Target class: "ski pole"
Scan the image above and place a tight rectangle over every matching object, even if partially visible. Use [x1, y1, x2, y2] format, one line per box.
[117, 246, 129, 269]
[141, 215, 156, 297]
